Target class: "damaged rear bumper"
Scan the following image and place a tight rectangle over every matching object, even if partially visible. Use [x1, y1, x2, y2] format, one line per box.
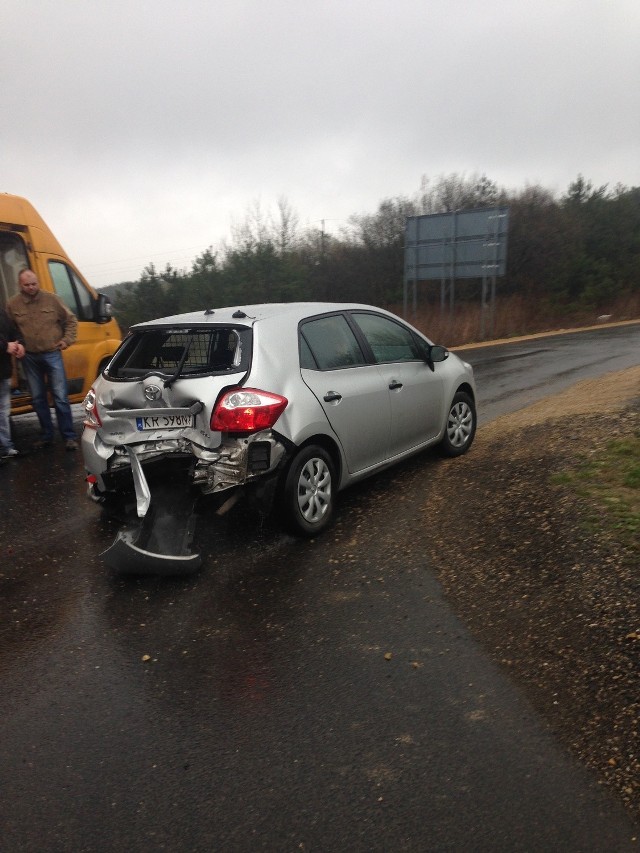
[85, 431, 287, 575]
[85, 430, 287, 513]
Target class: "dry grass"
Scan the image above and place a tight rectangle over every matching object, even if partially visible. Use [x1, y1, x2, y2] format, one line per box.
[390, 292, 640, 346]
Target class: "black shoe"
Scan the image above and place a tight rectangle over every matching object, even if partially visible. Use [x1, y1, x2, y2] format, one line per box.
[65, 439, 79, 451]
[33, 439, 53, 450]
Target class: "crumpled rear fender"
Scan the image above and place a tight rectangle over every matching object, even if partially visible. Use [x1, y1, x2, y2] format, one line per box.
[84, 429, 287, 499]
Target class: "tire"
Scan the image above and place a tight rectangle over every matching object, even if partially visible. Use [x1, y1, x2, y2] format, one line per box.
[439, 391, 476, 457]
[281, 445, 336, 536]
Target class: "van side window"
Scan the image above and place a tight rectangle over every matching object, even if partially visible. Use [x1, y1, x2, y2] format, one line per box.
[0, 232, 29, 305]
[49, 261, 94, 321]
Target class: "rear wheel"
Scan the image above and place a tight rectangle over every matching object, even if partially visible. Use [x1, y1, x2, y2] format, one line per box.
[282, 445, 336, 536]
[439, 391, 476, 457]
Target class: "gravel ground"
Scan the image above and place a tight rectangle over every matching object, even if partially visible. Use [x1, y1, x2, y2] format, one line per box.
[424, 365, 640, 821]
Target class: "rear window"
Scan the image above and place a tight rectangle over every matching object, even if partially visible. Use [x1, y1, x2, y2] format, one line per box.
[107, 327, 250, 379]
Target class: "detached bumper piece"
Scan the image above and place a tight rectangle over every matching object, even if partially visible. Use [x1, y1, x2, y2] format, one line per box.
[102, 462, 202, 575]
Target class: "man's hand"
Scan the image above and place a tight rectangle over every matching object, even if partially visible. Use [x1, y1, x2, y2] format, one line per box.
[57, 340, 69, 351]
[7, 341, 25, 358]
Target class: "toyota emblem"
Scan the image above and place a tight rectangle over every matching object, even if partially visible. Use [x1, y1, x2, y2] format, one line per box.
[144, 385, 162, 401]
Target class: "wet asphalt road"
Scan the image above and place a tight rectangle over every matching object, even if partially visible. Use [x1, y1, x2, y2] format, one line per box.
[0, 322, 639, 852]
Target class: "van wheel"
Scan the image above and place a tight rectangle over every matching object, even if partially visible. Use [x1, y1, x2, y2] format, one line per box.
[281, 445, 335, 537]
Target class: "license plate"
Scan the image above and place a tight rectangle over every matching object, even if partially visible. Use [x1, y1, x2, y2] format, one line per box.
[136, 414, 195, 431]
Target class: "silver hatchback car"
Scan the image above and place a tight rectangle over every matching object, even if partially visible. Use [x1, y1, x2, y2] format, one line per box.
[82, 302, 476, 538]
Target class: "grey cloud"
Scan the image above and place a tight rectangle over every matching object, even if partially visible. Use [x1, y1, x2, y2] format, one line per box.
[2, 0, 638, 287]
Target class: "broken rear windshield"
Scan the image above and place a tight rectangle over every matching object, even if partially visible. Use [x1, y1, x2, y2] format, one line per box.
[107, 327, 250, 379]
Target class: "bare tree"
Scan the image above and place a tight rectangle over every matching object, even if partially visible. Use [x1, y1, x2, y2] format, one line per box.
[274, 196, 300, 254]
[228, 199, 271, 251]
[420, 172, 501, 212]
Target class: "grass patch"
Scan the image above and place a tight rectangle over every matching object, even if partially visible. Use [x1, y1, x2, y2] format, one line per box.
[553, 431, 640, 552]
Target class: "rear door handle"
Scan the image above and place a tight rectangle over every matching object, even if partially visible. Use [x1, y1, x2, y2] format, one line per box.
[323, 391, 342, 403]
[389, 380, 403, 390]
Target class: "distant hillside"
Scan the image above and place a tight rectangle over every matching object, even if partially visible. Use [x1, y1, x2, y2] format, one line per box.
[98, 282, 135, 300]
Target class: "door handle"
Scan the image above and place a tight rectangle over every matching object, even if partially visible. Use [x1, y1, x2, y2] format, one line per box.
[389, 380, 403, 390]
[323, 391, 342, 403]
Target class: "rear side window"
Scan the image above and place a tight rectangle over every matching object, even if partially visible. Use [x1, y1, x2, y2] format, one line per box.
[351, 312, 422, 363]
[300, 315, 366, 370]
[108, 327, 247, 378]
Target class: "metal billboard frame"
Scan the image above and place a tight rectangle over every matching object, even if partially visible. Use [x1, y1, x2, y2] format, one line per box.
[403, 207, 509, 338]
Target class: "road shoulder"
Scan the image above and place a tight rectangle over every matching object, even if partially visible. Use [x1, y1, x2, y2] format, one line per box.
[424, 365, 640, 819]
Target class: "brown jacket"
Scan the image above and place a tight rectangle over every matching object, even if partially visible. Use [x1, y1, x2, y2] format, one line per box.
[7, 290, 78, 353]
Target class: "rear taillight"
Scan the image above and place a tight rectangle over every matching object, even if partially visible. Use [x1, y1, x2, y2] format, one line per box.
[211, 388, 288, 434]
[83, 388, 102, 429]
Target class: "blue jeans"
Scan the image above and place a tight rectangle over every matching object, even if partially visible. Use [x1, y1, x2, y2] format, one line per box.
[0, 377, 14, 452]
[22, 350, 76, 442]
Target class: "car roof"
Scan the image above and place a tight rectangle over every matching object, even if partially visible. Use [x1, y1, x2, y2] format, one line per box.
[132, 302, 383, 329]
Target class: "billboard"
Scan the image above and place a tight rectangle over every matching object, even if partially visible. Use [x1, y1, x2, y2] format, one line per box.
[404, 207, 509, 281]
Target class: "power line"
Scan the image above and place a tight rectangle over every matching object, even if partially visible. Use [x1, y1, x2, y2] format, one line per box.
[80, 244, 210, 272]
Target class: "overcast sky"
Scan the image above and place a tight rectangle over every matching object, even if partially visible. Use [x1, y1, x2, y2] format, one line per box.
[2, 0, 639, 288]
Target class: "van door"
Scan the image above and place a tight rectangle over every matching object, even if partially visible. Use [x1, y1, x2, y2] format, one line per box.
[0, 231, 30, 395]
[47, 259, 101, 396]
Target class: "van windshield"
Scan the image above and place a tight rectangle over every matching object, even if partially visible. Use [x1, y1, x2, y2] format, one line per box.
[0, 232, 29, 308]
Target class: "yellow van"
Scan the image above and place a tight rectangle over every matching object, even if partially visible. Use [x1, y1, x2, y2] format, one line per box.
[0, 193, 122, 414]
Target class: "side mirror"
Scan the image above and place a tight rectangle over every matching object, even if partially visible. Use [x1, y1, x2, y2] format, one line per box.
[430, 345, 449, 363]
[95, 293, 113, 324]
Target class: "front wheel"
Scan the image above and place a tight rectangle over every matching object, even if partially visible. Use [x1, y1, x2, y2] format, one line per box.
[281, 445, 336, 536]
[439, 391, 476, 457]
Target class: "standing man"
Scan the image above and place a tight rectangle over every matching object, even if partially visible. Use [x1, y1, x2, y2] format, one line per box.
[0, 308, 25, 458]
[7, 269, 79, 450]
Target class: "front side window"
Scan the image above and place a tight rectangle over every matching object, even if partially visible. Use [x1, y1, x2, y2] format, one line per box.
[49, 261, 94, 321]
[351, 312, 422, 364]
[300, 314, 366, 370]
